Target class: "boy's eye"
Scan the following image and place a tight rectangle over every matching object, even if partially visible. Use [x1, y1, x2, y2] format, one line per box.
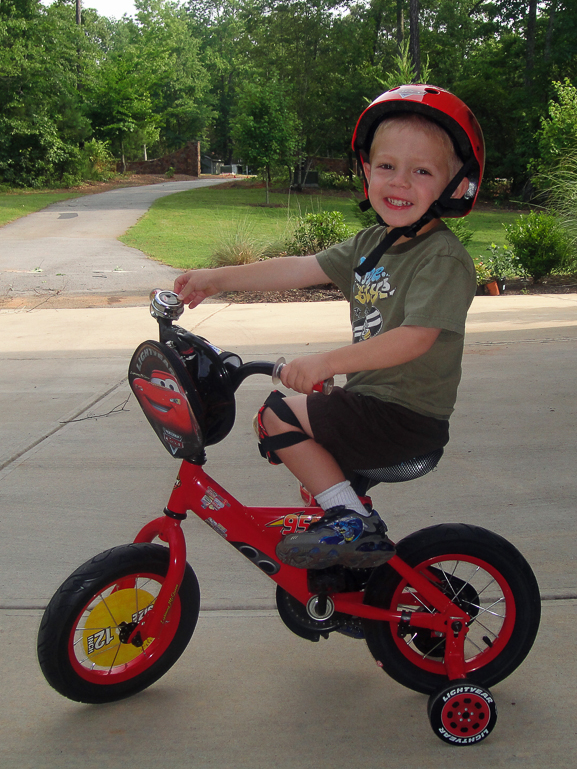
[416, 168, 432, 176]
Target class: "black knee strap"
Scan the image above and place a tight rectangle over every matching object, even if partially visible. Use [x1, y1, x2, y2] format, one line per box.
[257, 390, 309, 465]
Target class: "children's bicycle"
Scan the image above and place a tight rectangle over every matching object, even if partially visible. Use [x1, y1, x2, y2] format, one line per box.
[37, 289, 541, 745]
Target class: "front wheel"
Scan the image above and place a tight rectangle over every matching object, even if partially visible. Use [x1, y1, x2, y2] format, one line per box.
[362, 524, 541, 694]
[37, 543, 200, 703]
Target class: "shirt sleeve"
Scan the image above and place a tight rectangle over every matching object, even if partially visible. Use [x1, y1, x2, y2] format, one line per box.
[402, 249, 476, 335]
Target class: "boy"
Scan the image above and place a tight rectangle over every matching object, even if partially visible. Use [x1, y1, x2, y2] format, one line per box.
[175, 85, 484, 571]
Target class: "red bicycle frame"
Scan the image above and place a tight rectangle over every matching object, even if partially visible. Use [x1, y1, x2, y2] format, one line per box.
[130, 458, 470, 680]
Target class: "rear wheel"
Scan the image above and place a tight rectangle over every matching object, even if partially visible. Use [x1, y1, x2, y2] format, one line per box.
[363, 524, 541, 694]
[37, 543, 200, 703]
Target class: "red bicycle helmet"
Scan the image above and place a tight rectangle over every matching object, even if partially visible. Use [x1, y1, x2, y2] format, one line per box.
[351, 84, 485, 277]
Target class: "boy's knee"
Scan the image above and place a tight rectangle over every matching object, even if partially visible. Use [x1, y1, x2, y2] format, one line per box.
[261, 405, 283, 436]
[261, 398, 303, 436]
[255, 392, 310, 466]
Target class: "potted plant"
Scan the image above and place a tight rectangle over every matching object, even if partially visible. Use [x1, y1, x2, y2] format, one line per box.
[474, 259, 492, 295]
[476, 244, 524, 295]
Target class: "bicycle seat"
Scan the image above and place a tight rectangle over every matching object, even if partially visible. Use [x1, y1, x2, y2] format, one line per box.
[351, 448, 443, 496]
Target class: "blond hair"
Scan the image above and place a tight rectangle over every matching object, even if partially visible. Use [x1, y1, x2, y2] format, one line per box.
[370, 113, 462, 176]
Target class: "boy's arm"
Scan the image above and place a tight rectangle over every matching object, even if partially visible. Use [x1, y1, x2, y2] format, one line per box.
[175, 255, 329, 308]
[280, 326, 441, 394]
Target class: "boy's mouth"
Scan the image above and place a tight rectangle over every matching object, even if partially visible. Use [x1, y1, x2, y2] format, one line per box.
[385, 197, 413, 208]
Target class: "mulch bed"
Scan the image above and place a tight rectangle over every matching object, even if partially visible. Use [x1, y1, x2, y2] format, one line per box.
[218, 285, 345, 303]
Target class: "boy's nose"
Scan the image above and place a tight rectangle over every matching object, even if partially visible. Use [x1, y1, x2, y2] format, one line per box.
[390, 169, 410, 188]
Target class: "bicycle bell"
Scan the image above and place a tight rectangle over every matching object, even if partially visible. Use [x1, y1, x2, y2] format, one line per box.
[150, 289, 184, 321]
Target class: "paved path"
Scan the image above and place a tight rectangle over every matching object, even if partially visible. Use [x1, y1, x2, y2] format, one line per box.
[0, 179, 226, 302]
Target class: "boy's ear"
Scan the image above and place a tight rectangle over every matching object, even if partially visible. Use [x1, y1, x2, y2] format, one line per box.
[451, 177, 470, 199]
[362, 160, 372, 185]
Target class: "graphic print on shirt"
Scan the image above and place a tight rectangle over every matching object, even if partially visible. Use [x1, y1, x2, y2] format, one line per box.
[352, 258, 395, 342]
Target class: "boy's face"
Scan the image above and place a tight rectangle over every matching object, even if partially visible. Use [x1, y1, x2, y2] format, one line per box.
[363, 122, 468, 234]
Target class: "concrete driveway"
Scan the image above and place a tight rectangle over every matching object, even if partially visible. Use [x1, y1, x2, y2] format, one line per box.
[0, 185, 576, 768]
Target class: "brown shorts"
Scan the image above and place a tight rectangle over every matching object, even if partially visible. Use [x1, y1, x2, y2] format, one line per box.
[306, 387, 449, 472]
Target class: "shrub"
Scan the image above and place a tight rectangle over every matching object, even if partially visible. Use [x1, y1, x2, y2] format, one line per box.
[352, 201, 378, 229]
[445, 218, 474, 248]
[287, 211, 355, 255]
[505, 211, 572, 282]
[318, 170, 355, 191]
[483, 243, 525, 280]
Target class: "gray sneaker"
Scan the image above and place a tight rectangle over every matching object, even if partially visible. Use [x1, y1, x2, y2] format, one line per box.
[276, 506, 395, 570]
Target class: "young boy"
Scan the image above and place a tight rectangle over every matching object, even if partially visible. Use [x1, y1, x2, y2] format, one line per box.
[175, 84, 484, 571]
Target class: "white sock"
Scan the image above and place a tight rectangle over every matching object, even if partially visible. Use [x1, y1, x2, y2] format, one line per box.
[315, 481, 370, 517]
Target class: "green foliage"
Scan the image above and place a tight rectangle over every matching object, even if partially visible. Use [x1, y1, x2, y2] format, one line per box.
[378, 39, 432, 92]
[532, 79, 577, 180]
[505, 211, 572, 282]
[287, 211, 355, 255]
[482, 243, 525, 280]
[543, 150, 577, 259]
[318, 171, 355, 191]
[231, 76, 301, 202]
[2, 0, 576, 196]
[445, 218, 474, 248]
[352, 203, 379, 230]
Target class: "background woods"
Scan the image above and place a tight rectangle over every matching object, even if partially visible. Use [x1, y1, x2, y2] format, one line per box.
[0, 0, 576, 194]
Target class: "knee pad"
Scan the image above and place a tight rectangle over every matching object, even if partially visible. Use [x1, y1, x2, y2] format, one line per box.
[254, 390, 309, 465]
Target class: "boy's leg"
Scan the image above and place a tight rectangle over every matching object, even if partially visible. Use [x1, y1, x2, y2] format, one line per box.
[260, 395, 345, 496]
[261, 395, 395, 569]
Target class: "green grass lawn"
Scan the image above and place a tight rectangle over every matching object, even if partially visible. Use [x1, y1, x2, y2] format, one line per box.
[119, 183, 524, 270]
[466, 208, 523, 261]
[0, 191, 83, 227]
[120, 185, 368, 269]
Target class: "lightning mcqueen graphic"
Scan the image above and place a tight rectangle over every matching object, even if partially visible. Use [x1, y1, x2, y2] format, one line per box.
[132, 370, 195, 435]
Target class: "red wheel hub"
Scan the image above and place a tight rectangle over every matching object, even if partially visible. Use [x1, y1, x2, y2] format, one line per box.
[441, 692, 491, 738]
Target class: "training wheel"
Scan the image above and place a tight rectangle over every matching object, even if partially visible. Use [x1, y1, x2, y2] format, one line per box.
[427, 680, 497, 745]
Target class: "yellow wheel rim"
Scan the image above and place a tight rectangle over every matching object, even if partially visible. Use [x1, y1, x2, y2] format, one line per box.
[82, 589, 155, 668]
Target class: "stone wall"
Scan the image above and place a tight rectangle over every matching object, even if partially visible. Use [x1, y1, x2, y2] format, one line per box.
[124, 141, 201, 176]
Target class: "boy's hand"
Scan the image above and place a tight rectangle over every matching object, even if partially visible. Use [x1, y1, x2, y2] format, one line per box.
[174, 270, 218, 308]
[280, 354, 334, 395]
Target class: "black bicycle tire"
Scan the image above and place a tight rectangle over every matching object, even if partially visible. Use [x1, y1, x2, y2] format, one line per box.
[362, 523, 541, 695]
[37, 542, 200, 704]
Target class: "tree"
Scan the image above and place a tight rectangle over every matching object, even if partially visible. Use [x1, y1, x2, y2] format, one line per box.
[231, 76, 301, 203]
[0, 0, 92, 186]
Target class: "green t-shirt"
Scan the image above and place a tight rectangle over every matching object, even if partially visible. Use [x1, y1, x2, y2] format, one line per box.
[316, 222, 477, 420]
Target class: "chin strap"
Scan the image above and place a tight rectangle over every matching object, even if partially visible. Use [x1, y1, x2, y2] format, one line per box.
[355, 157, 475, 279]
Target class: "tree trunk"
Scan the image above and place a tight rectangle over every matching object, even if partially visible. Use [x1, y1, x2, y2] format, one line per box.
[544, 0, 558, 63]
[524, 0, 537, 89]
[409, 0, 420, 82]
[76, 0, 81, 25]
[396, 0, 404, 52]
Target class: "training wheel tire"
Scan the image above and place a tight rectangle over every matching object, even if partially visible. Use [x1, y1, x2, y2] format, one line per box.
[427, 680, 497, 745]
